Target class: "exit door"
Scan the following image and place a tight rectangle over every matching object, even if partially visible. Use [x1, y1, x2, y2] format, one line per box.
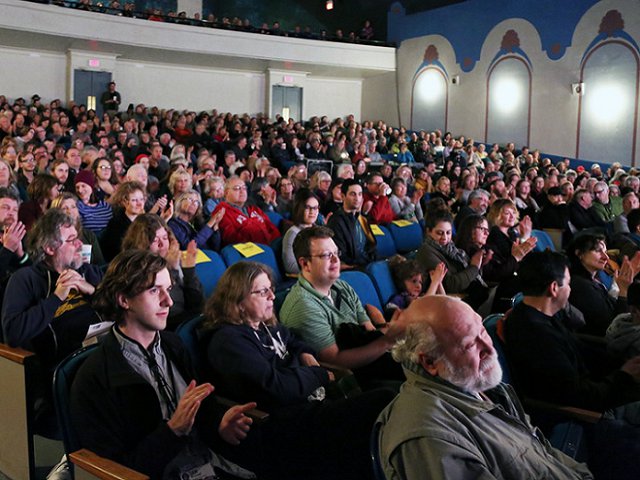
[272, 85, 302, 122]
[73, 70, 112, 118]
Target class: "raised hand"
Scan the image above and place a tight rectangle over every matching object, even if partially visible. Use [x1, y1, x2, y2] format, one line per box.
[167, 380, 214, 437]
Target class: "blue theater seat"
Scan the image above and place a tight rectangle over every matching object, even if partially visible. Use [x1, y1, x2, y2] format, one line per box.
[340, 270, 383, 311]
[194, 249, 227, 298]
[388, 221, 423, 254]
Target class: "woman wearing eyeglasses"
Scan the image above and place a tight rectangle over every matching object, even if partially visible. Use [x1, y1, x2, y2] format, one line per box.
[122, 214, 204, 330]
[167, 190, 223, 251]
[74, 170, 113, 235]
[282, 189, 320, 275]
[91, 157, 117, 201]
[202, 261, 395, 480]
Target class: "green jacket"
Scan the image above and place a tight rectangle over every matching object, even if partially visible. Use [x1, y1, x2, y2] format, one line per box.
[376, 367, 593, 480]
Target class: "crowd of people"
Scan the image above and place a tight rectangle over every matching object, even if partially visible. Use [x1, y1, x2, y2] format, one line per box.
[28, 0, 382, 45]
[3, 88, 640, 479]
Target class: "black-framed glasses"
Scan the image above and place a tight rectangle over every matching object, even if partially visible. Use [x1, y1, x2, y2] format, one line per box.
[251, 286, 275, 297]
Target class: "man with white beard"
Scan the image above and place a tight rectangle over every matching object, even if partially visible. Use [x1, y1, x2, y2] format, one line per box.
[376, 295, 593, 480]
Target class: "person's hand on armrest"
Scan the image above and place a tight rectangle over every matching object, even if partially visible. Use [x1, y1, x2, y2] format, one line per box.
[218, 402, 257, 445]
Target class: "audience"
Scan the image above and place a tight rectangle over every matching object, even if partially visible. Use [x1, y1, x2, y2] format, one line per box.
[3, 89, 640, 478]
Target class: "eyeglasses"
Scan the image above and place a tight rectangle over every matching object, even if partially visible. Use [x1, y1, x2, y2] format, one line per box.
[475, 226, 490, 233]
[185, 197, 201, 205]
[20, 158, 36, 163]
[594, 190, 605, 195]
[310, 250, 341, 261]
[251, 286, 275, 297]
[304, 205, 319, 211]
[230, 185, 247, 192]
[98, 165, 112, 170]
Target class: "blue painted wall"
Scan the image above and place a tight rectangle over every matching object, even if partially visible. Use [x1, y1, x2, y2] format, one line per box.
[388, 0, 601, 71]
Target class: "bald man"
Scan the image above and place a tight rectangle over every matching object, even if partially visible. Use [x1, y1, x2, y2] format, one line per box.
[376, 295, 592, 480]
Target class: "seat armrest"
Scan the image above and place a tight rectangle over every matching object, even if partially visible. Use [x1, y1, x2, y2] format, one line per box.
[69, 449, 149, 480]
[319, 361, 354, 380]
[0, 343, 35, 364]
[524, 398, 602, 424]
[215, 396, 270, 423]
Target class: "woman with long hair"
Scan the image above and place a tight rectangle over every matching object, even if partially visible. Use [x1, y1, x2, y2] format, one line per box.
[91, 157, 117, 201]
[281, 189, 320, 274]
[18, 173, 59, 231]
[74, 170, 113, 235]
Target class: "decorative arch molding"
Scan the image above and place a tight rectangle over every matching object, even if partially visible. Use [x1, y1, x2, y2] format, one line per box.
[485, 30, 532, 147]
[410, 45, 449, 132]
[576, 10, 640, 166]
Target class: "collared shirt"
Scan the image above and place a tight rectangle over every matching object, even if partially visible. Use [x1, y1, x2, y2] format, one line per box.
[114, 327, 187, 420]
[280, 276, 370, 351]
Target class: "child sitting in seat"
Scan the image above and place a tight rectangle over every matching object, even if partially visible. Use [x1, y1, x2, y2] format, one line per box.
[385, 255, 447, 314]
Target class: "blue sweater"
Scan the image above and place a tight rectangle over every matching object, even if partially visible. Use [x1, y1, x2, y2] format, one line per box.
[205, 322, 329, 411]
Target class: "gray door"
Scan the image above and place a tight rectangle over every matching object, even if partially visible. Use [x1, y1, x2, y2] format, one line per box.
[272, 85, 302, 122]
[73, 70, 112, 118]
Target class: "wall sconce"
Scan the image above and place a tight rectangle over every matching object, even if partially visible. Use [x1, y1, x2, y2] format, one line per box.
[326, 0, 334, 10]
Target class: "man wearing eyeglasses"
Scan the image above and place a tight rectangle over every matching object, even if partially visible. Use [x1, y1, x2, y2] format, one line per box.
[362, 172, 395, 225]
[212, 176, 280, 247]
[2, 209, 104, 436]
[281, 226, 405, 390]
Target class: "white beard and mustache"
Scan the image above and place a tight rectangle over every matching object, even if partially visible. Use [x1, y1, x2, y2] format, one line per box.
[439, 350, 503, 395]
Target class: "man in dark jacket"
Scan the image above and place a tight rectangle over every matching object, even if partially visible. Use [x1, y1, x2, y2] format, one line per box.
[326, 179, 377, 268]
[71, 250, 257, 479]
[2, 209, 104, 365]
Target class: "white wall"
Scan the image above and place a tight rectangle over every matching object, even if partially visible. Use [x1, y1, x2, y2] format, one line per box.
[305, 77, 363, 121]
[0, 46, 66, 101]
[361, 72, 400, 126]
[115, 60, 265, 114]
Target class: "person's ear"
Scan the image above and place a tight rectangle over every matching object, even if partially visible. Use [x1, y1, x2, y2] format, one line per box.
[117, 293, 129, 310]
[43, 243, 56, 257]
[418, 353, 439, 377]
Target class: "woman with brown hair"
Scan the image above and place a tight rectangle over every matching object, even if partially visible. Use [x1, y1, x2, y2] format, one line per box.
[202, 261, 395, 480]
[122, 213, 203, 329]
[18, 173, 59, 230]
[100, 181, 148, 261]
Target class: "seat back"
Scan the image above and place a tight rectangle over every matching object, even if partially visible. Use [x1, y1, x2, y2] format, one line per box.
[370, 421, 385, 480]
[175, 315, 205, 373]
[366, 261, 397, 307]
[372, 224, 397, 259]
[340, 271, 383, 311]
[194, 249, 227, 298]
[221, 243, 283, 285]
[53, 344, 99, 454]
[483, 314, 511, 384]
[388, 221, 423, 254]
[531, 229, 556, 252]
[266, 211, 283, 230]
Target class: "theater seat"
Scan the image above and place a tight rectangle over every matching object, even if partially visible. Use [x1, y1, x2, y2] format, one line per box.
[53, 344, 150, 479]
[340, 271, 383, 311]
[221, 243, 283, 285]
[531, 230, 556, 252]
[372, 224, 397, 259]
[388, 221, 423, 254]
[365, 261, 397, 307]
[194, 249, 227, 297]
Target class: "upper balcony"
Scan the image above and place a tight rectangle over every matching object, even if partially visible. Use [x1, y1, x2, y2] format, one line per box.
[0, 0, 396, 78]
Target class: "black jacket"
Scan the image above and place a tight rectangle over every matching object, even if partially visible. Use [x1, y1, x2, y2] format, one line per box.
[326, 209, 376, 267]
[70, 330, 229, 480]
